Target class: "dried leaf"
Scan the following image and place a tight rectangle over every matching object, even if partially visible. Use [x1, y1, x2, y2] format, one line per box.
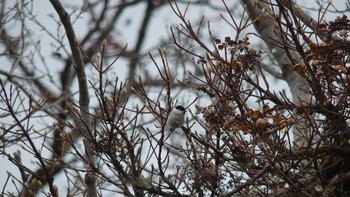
[241, 124, 250, 134]
[305, 54, 314, 62]
[334, 65, 347, 73]
[248, 108, 260, 119]
[251, 110, 260, 119]
[272, 113, 282, 124]
[312, 59, 322, 66]
[286, 118, 296, 125]
[308, 41, 318, 54]
[247, 108, 254, 115]
[293, 64, 307, 77]
[279, 117, 295, 128]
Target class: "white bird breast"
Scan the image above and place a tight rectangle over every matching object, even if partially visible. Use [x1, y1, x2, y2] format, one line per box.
[166, 108, 185, 130]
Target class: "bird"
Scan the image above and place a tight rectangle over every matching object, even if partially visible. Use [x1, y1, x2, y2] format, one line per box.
[163, 105, 186, 148]
[165, 105, 186, 131]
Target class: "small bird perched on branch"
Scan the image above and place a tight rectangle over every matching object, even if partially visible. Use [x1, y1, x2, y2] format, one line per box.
[165, 105, 186, 131]
[164, 105, 186, 148]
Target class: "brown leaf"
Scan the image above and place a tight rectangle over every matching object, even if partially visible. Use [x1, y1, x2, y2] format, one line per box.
[272, 113, 282, 125]
[293, 64, 307, 77]
[312, 59, 322, 66]
[240, 124, 250, 134]
[247, 108, 260, 119]
[251, 110, 260, 119]
[308, 41, 318, 54]
[305, 54, 314, 62]
[247, 108, 254, 115]
[334, 65, 347, 73]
